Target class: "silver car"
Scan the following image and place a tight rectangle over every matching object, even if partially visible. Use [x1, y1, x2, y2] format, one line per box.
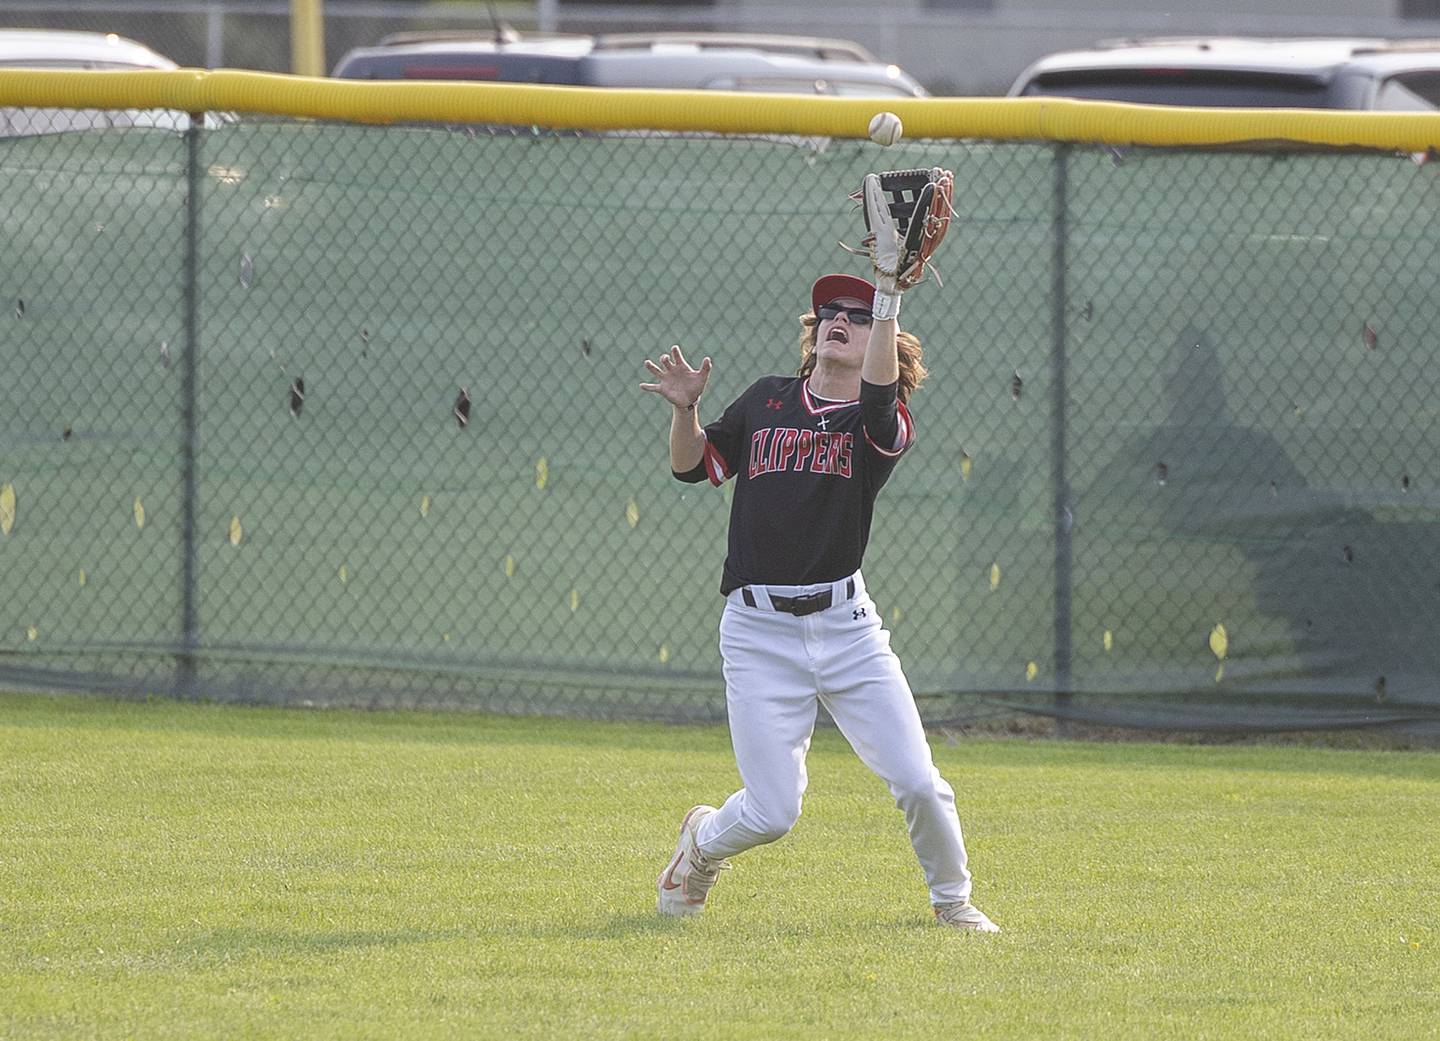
[333, 30, 927, 98]
[1008, 36, 1440, 110]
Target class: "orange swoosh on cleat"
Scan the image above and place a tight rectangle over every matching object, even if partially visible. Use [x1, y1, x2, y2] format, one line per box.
[660, 855, 684, 891]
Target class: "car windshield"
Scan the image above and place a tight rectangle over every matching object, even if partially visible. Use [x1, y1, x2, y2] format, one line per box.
[1021, 69, 1336, 108]
[1375, 71, 1440, 110]
[337, 53, 586, 84]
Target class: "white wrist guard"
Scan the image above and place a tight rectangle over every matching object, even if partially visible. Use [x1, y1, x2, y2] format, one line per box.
[873, 289, 902, 322]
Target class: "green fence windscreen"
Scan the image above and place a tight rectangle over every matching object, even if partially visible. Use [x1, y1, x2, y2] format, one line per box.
[2, 117, 1438, 731]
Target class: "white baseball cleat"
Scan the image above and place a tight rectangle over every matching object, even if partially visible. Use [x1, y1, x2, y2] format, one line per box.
[656, 804, 729, 917]
[933, 901, 1001, 933]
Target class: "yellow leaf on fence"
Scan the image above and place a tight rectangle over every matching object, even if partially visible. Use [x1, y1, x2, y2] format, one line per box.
[1025, 661, 1038, 682]
[338, 565, 348, 584]
[989, 562, 1001, 592]
[0, 483, 15, 536]
[659, 644, 670, 664]
[569, 588, 580, 612]
[626, 498, 640, 529]
[228, 516, 242, 546]
[536, 458, 549, 490]
[1209, 623, 1228, 661]
[78, 568, 87, 587]
[1103, 629, 1113, 652]
[133, 496, 146, 530]
[420, 494, 430, 518]
[503, 554, 516, 578]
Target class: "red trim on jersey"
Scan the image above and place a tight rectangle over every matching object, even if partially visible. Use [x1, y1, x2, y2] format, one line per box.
[702, 439, 733, 486]
[801, 379, 857, 417]
[864, 399, 914, 458]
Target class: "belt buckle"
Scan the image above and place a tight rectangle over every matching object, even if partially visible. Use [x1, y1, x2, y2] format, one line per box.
[787, 591, 830, 617]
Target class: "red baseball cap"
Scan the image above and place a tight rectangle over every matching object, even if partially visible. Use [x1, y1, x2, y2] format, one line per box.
[810, 273, 876, 314]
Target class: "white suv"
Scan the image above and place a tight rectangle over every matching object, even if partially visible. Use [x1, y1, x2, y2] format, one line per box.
[1008, 37, 1440, 110]
[0, 28, 203, 136]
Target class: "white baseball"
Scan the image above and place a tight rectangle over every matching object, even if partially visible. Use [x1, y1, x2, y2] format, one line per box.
[868, 111, 903, 147]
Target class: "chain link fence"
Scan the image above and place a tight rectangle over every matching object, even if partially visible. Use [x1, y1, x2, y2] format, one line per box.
[2, 112, 1439, 731]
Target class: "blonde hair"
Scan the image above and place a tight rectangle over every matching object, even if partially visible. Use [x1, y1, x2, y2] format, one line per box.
[796, 312, 928, 403]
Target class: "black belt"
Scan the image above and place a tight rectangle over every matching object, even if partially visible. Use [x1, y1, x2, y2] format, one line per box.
[742, 578, 855, 617]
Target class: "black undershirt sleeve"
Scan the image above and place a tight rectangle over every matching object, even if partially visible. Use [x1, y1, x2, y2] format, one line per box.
[859, 378, 901, 451]
[673, 460, 708, 483]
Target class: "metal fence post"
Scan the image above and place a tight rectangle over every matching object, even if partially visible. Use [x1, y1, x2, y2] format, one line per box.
[1051, 143, 1074, 728]
[176, 114, 202, 699]
[205, 2, 224, 68]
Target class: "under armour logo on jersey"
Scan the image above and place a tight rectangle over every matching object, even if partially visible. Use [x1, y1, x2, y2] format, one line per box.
[765, 398, 784, 410]
[853, 607, 866, 620]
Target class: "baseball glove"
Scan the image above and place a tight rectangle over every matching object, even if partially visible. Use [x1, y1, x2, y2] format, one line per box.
[844, 167, 955, 290]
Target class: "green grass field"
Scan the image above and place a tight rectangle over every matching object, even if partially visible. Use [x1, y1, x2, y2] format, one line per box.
[2, 692, 1436, 1040]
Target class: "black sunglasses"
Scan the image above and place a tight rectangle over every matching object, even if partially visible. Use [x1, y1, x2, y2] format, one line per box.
[816, 304, 874, 326]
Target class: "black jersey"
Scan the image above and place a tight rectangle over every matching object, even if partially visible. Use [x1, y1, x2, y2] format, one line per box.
[675, 375, 914, 594]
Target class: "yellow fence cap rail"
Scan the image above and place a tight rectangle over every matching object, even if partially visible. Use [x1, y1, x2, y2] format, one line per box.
[5, 68, 1440, 151]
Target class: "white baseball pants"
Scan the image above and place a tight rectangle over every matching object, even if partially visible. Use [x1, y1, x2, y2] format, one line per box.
[693, 572, 974, 906]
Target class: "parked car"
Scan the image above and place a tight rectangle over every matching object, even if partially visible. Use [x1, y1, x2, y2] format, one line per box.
[585, 32, 880, 64]
[0, 27, 176, 71]
[0, 28, 217, 136]
[1007, 36, 1440, 110]
[332, 30, 927, 98]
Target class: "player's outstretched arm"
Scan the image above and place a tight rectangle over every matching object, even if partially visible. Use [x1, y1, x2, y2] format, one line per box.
[860, 173, 902, 388]
[861, 315, 899, 388]
[640, 344, 712, 472]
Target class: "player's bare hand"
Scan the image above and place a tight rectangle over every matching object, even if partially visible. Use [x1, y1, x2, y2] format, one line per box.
[640, 345, 712, 409]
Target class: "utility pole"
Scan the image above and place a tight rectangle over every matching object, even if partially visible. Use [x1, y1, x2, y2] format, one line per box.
[291, 0, 325, 76]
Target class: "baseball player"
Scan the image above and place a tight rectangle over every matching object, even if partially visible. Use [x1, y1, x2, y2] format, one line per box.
[639, 172, 999, 933]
